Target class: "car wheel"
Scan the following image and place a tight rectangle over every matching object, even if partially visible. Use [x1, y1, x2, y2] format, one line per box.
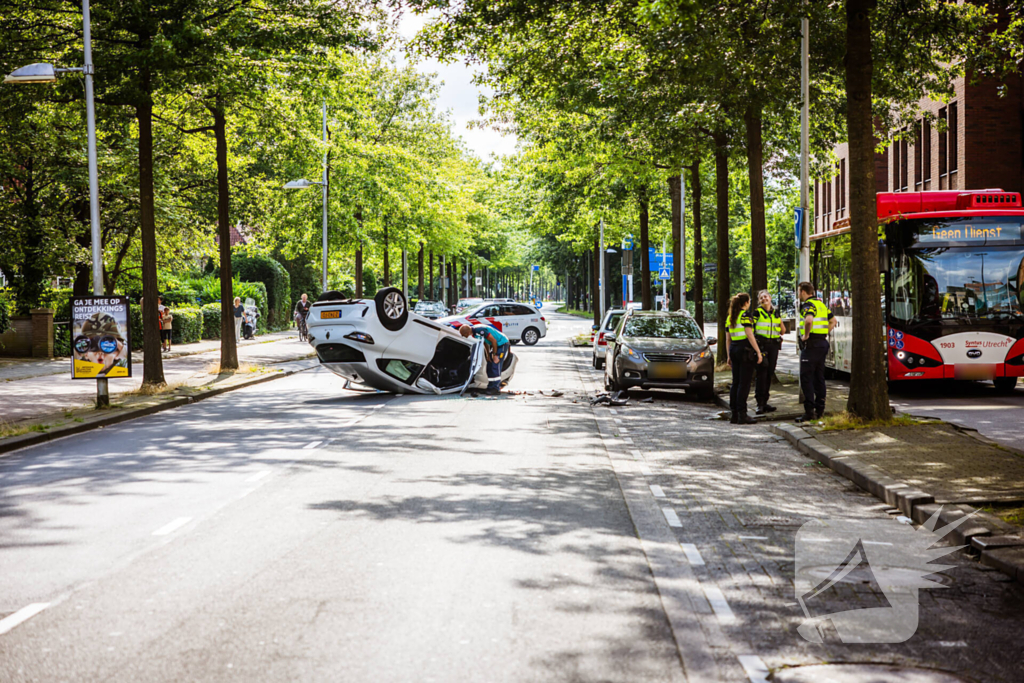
[604, 368, 619, 392]
[592, 354, 602, 370]
[375, 287, 408, 332]
[522, 327, 540, 346]
[993, 376, 1018, 394]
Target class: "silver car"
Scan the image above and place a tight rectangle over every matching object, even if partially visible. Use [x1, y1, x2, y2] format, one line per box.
[604, 310, 716, 399]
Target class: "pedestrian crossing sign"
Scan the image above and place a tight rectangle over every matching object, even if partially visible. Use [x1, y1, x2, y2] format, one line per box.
[658, 268, 671, 280]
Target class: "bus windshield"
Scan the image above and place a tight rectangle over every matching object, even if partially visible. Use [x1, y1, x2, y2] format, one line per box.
[891, 246, 1024, 324]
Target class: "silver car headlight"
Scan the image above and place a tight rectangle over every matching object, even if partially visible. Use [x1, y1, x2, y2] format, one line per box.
[621, 344, 641, 360]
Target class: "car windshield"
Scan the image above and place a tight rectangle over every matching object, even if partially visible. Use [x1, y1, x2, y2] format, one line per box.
[891, 246, 1024, 324]
[414, 301, 443, 312]
[623, 316, 702, 339]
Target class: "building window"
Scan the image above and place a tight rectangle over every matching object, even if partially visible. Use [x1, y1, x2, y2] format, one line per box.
[938, 108, 947, 177]
[900, 132, 909, 190]
[923, 119, 932, 182]
[948, 101, 958, 173]
[840, 159, 846, 211]
[814, 179, 819, 220]
[825, 174, 831, 217]
[914, 123, 922, 186]
[892, 138, 900, 191]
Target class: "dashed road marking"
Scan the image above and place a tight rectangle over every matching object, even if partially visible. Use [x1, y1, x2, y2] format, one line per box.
[302, 440, 322, 450]
[680, 543, 705, 566]
[737, 655, 770, 683]
[630, 449, 643, 459]
[738, 535, 768, 541]
[638, 464, 653, 476]
[938, 640, 968, 647]
[649, 484, 666, 498]
[703, 586, 736, 624]
[623, 437, 634, 445]
[245, 470, 271, 483]
[152, 517, 192, 536]
[662, 508, 682, 527]
[0, 603, 50, 635]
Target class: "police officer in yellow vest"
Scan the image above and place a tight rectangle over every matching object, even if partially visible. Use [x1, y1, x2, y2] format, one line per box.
[753, 290, 786, 415]
[796, 281, 837, 423]
[726, 292, 763, 425]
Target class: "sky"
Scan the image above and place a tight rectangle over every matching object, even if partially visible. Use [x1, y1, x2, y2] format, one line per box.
[395, 12, 519, 164]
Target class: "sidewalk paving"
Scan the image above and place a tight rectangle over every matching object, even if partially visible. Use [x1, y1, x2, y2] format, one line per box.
[0, 333, 314, 425]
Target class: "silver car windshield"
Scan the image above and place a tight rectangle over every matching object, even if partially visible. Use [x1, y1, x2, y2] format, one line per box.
[623, 316, 702, 339]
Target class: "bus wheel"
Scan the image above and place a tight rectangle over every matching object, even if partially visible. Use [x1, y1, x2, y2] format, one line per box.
[993, 377, 1018, 394]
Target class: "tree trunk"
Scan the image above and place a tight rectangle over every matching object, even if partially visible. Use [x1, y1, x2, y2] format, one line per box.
[714, 133, 731, 348]
[846, 0, 890, 420]
[355, 209, 363, 298]
[429, 251, 434, 299]
[746, 104, 768, 295]
[382, 223, 390, 287]
[137, 91, 164, 385]
[418, 242, 424, 300]
[690, 161, 704, 330]
[669, 174, 682, 310]
[213, 99, 238, 371]
[639, 188, 652, 310]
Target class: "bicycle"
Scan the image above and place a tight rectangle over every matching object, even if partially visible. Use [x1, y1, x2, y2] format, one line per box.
[296, 313, 309, 342]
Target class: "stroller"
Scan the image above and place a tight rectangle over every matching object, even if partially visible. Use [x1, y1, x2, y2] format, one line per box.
[241, 298, 259, 340]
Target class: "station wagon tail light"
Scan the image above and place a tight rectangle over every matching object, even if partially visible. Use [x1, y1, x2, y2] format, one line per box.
[597, 332, 607, 346]
[344, 331, 375, 345]
[540, 317, 546, 321]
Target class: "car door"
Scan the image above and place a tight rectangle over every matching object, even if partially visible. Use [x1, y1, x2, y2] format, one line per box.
[498, 304, 521, 338]
[471, 305, 502, 330]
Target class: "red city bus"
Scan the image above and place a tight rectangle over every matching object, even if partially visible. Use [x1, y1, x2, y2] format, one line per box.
[811, 189, 1024, 392]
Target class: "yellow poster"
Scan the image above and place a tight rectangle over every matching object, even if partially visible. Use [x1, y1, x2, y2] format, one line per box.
[71, 295, 133, 379]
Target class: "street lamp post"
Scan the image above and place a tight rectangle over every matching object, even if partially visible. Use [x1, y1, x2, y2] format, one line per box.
[5, 0, 106, 405]
[284, 100, 329, 292]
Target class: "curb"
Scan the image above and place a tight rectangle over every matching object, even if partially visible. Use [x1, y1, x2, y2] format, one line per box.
[769, 422, 1024, 584]
[711, 388, 804, 422]
[0, 359, 317, 456]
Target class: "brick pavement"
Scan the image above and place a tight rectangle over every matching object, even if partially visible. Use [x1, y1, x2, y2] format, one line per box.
[571, 347, 1024, 682]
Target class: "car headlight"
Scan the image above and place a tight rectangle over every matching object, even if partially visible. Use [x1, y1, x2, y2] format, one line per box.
[621, 344, 641, 360]
[693, 349, 710, 361]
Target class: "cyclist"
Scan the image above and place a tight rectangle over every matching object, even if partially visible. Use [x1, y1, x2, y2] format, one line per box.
[294, 293, 311, 341]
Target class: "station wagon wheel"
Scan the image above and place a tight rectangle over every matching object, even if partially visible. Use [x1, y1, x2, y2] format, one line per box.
[522, 327, 540, 346]
[375, 287, 409, 331]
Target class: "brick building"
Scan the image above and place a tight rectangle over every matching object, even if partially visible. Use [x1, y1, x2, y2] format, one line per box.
[812, 74, 1024, 235]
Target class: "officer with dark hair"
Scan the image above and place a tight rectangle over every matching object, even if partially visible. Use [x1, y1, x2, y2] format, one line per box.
[796, 282, 837, 423]
[753, 290, 785, 415]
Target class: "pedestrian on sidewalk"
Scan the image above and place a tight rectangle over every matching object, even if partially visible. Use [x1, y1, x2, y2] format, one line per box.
[725, 292, 762, 425]
[753, 290, 785, 415]
[459, 323, 509, 394]
[158, 296, 173, 353]
[233, 297, 244, 342]
[796, 281, 836, 423]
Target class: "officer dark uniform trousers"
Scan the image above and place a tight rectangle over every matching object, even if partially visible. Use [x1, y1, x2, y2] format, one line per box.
[800, 296, 834, 418]
[753, 305, 782, 412]
[729, 310, 757, 421]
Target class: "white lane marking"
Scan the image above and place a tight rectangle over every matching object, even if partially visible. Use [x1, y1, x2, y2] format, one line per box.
[613, 418, 623, 424]
[608, 408, 618, 414]
[737, 654, 769, 683]
[863, 540, 893, 546]
[623, 437, 634, 445]
[703, 586, 736, 624]
[738, 535, 768, 540]
[152, 517, 192, 536]
[638, 464, 653, 476]
[630, 449, 643, 459]
[0, 603, 50, 635]
[938, 640, 967, 647]
[649, 485, 666, 498]
[662, 508, 682, 527]
[618, 428, 629, 434]
[302, 440, 322, 450]
[680, 543, 705, 566]
[246, 470, 271, 483]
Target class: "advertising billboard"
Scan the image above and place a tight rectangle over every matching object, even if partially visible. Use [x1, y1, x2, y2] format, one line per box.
[71, 295, 132, 379]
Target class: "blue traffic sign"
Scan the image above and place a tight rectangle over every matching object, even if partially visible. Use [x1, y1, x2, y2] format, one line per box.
[648, 248, 673, 272]
[531, 265, 540, 272]
[794, 208, 804, 248]
[658, 268, 671, 280]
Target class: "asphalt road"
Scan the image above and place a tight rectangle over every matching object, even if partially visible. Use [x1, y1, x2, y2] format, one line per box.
[2, 309, 1022, 683]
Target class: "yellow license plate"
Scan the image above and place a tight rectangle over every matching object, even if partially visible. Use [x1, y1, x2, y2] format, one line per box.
[648, 362, 687, 379]
[321, 310, 340, 319]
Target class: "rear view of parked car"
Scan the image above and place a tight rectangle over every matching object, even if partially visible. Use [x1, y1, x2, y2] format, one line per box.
[592, 309, 625, 369]
[604, 310, 715, 399]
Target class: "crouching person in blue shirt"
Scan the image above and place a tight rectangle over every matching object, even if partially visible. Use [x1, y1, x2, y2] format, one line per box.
[459, 323, 510, 393]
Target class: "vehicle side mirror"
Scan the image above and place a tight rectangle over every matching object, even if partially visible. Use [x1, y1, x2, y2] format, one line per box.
[605, 333, 617, 343]
[706, 336, 717, 346]
[591, 324, 599, 331]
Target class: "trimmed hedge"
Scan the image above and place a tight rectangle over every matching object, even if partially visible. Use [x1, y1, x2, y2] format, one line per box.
[232, 252, 290, 330]
[170, 307, 203, 345]
[201, 302, 221, 339]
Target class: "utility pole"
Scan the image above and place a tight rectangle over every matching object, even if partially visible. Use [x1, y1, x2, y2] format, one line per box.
[598, 218, 605, 321]
[321, 100, 329, 292]
[799, 7, 810, 285]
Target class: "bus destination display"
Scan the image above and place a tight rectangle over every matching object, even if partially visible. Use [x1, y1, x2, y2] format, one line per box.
[918, 222, 1022, 243]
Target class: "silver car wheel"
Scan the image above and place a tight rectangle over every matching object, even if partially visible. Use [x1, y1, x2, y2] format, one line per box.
[523, 328, 539, 345]
[383, 291, 405, 319]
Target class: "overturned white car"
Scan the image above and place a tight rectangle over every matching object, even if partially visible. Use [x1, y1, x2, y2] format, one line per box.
[306, 287, 517, 395]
